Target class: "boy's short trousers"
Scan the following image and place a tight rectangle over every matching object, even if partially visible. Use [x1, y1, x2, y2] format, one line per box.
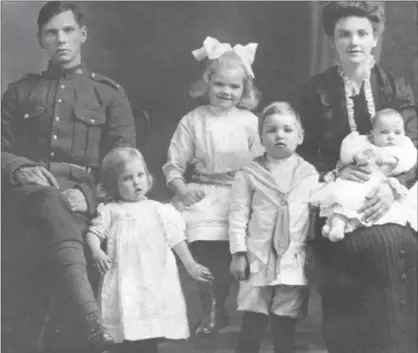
[237, 283, 309, 318]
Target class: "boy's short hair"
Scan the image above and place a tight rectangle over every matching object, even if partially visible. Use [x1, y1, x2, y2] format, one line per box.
[258, 101, 304, 137]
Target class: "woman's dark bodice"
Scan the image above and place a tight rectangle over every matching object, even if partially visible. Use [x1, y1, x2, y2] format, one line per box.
[298, 64, 417, 179]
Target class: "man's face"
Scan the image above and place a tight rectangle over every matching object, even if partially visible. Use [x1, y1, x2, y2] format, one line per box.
[38, 10, 86, 68]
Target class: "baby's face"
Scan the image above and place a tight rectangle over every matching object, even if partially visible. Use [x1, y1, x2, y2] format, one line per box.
[371, 114, 405, 147]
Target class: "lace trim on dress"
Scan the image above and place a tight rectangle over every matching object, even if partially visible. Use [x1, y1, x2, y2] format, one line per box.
[337, 56, 376, 133]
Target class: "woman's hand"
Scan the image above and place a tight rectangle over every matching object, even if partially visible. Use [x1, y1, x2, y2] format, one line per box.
[358, 181, 395, 224]
[180, 189, 205, 207]
[338, 162, 372, 183]
[92, 249, 111, 276]
[185, 262, 213, 282]
[230, 253, 249, 281]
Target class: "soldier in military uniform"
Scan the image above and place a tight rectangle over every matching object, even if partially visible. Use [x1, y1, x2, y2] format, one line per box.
[1, 2, 136, 352]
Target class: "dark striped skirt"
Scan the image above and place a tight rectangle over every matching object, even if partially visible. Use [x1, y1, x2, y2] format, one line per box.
[311, 223, 417, 353]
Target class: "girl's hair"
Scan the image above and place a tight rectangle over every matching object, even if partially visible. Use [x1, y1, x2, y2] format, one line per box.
[258, 101, 304, 137]
[321, 1, 385, 37]
[189, 51, 261, 111]
[99, 147, 154, 200]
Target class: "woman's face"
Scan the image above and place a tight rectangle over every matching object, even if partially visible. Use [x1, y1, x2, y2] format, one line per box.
[333, 16, 377, 66]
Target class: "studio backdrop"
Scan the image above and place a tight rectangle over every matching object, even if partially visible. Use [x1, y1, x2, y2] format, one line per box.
[2, 1, 416, 200]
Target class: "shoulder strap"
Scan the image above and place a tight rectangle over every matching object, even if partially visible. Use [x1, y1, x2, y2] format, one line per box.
[90, 72, 122, 90]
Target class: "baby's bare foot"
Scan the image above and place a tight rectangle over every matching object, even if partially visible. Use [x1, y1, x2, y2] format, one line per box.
[322, 224, 330, 238]
[328, 227, 345, 243]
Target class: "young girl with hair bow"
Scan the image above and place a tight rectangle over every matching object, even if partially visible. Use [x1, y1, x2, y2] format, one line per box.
[163, 36, 264, 346]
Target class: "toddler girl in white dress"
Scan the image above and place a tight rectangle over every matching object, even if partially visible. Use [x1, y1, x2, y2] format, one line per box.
[86, 147, 212, 353]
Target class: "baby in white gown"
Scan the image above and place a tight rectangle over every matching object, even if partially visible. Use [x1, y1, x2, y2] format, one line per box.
[311, 109, 417, 242]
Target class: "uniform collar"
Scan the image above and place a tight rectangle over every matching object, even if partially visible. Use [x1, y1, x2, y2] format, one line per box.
[43, 61, 90, 79]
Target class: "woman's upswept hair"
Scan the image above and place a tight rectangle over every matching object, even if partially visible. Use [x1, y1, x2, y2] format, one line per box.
[99, 147, 153, 201]
[321, 1, 385, 37]
[258, 101, 304, 138]
[190, 51, 261, 111]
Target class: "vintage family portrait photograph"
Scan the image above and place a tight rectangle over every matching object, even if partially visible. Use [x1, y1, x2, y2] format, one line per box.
[1, 1, 417, 353]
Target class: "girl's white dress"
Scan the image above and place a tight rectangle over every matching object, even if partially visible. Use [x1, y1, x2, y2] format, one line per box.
[162, 105, 263, 242]
[88, 199, 190, 343]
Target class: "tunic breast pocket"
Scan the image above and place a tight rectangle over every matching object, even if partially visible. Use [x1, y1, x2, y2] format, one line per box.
[72, 107, 106, 163]
[21, 105, 49, 134]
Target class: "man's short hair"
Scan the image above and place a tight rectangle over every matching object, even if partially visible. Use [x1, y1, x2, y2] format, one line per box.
[37, 1, 83, 32]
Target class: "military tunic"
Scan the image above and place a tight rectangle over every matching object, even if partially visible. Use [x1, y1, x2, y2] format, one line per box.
[2, 62, 136, 214]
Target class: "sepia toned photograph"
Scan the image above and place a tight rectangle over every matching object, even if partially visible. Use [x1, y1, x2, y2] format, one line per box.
[1, 1, 417, 353]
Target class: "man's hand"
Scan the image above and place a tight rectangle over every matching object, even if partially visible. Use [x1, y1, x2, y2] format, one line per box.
[358, 181, 395, 224]
[14, 166, 59, 188]
[62, 188, 88, 213]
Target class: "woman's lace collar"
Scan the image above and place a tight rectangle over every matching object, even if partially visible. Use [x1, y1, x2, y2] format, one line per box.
[337, 57, 376, 132]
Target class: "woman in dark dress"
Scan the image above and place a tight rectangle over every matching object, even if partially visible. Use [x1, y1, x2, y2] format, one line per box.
[298, 2, 417, 353]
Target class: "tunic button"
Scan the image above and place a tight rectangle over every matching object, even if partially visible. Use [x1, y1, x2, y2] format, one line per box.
[90, 118, 95, 124]
[401, 274, 407, 281]
[50, 152, 55, 157]
[53, 134, 58, 140]
[57, 98, 63, 103]
[60, 84, 65, 89]
[24, 113, 30, 119]
[55, 116, 60, 122]
[399, 250, 405, 259]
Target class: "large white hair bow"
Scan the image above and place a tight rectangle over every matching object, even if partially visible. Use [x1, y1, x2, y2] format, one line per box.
[192, 36, 258, 78]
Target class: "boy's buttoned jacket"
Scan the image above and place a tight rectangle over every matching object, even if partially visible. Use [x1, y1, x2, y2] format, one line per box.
[229, 154, 319, 286]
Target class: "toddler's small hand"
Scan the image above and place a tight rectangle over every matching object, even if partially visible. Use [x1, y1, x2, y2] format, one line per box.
[230, 253, 249, 281]
[186, 262, 213, 282]
[92, 249, 111, 276]
[181, 190, 205, 207]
